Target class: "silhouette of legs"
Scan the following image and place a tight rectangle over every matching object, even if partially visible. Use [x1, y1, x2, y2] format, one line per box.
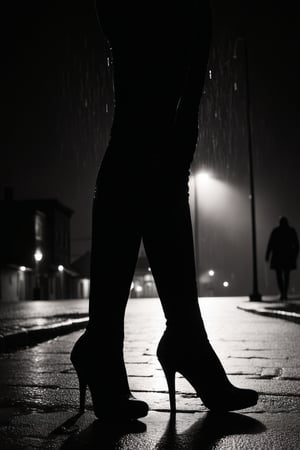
[71, 0, 258, 417]
[85, 153, 145, 397]
[70, 153, 149, 418]
[275, 268, 290, 300]
[142, 166, 207, 341]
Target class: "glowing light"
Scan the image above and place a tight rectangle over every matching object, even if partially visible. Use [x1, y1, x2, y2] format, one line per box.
[223, 281, 229, 288]
[130, 282, 135, 290]
[58, 265, 64, 272]
[81, 278, 90, 298]
[34, 249, 43, 262]
[135, 285, 143, 293]
[208, 270, 215, 277]
[196, 171, 212, 184]
[20, 266, 26, 272]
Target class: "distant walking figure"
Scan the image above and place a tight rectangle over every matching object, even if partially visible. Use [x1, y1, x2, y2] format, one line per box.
[266, 216, 299, 300]
[70, 0, 258, 421]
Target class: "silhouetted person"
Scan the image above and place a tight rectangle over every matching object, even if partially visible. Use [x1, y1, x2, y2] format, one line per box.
[266, 216, 299, 300]
[70, 1, 258, 421]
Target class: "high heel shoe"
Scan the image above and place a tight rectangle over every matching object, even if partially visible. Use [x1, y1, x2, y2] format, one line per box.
[157, 332, 258, 413]
[71, 332, 149, 420]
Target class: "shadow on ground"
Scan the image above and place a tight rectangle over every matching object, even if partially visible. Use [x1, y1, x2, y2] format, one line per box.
[156, 412, 265, 449]
[57, 411, 266, 449]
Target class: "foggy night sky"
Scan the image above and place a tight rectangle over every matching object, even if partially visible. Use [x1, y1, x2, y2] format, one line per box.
[1, 1, 300, 294]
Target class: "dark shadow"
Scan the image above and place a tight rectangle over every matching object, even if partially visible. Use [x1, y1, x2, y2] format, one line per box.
[49, 412, 84, 436]
[156, 412, 266, 450]
[59, 418, 146, 449]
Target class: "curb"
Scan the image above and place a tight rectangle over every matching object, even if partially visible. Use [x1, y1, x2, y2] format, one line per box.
[237, 305, 300, 324]
[0, 317, 89, 353]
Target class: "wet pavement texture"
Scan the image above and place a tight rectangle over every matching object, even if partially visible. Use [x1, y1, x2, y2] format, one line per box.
[238, 298, 300, 324]
[0, 297, 300, 449]
[0, 300, 89, 352]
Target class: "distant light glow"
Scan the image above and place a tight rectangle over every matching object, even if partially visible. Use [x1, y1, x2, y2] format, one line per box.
[135, 285, 143, 293]
[223, 281, 229, 288]
[20, 266, 26, 272]
[34, 249, 43, 262]
[208, 270, 215, 277]
[81, 278, 90, 298]
[58, 265, 64, 272]
[196, 171, 212, 184]
[130, 282, 135, 290]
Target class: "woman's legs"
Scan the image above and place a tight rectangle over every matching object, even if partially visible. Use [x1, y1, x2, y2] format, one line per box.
[74, 0, 257, 416]
[142, 166, 207, 342]
[142, 165, 258, 412]
[71, 151, 150, 418]
[86, 152, 143, 396]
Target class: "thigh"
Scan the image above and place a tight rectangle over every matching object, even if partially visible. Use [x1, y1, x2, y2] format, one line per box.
[97, 1, 211, 160]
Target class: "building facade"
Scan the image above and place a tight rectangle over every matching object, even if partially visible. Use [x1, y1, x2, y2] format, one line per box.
[0, 190, 78, 301]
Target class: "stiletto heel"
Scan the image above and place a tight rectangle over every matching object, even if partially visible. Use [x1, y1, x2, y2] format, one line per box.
[77, 370, 87, 413]
[159, 359, 176, 413]
[71, 351, 87, 413]
[157, 331, 258, 414]
[71, 332, 149, 420]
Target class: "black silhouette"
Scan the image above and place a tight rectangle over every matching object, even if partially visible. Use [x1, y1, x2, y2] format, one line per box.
[59, 412, 265, 449]
[265, 216, 299, 300]
[59, 418, 146, 449]
[70, 0, 258, 421]
[156, 412, 266, 450]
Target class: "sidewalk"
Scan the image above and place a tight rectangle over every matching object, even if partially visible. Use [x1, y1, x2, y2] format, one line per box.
[0, 296, 299, 353]
[0, 299, 89, 352]
[238, 296, 300, 324]
[0, 297, 299, 449]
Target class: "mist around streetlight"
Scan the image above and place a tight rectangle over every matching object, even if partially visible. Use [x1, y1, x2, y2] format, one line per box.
[34, 249, 43, 262]
[195, 171, 214, 193]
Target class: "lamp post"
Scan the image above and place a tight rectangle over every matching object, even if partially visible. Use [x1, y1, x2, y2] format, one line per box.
[33, 248, 43, 300]
[58, 265, 64, 299]
[233, 37, 262, 301]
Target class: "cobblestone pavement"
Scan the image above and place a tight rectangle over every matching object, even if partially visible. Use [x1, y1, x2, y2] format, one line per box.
[0, 297, 300, 449]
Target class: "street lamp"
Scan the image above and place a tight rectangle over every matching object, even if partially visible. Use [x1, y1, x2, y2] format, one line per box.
[233, 37, 262, 302]
[58, 265, 64, 298]
[33, 248, 43, 300]
[197, 171, 212, 185]
[34, 249, 43, 262]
